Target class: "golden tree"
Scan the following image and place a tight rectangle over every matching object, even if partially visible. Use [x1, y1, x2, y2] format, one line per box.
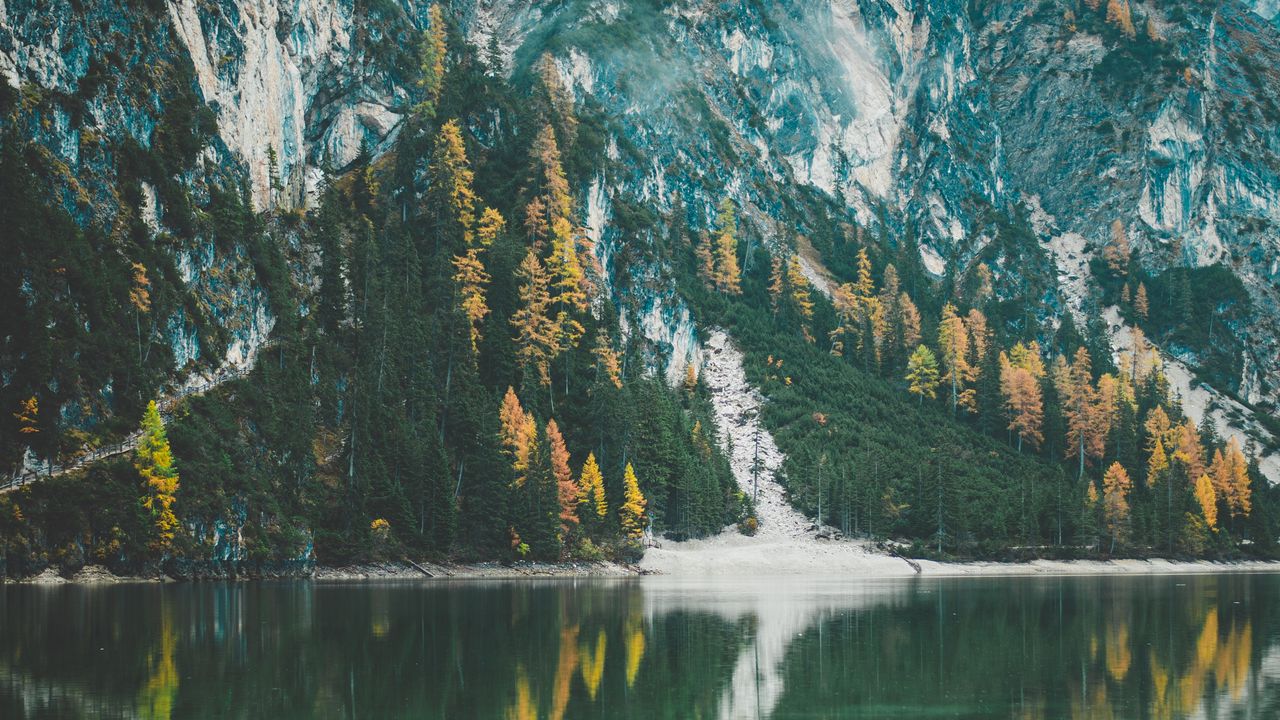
[13, 396, 39, 435]
[937, 303, 970, 416]
[999, 344, 1045, 451]
[453, 249, 491, 352]
[499, 387, 537, 485]
[511, 250, 559, 387]
[620, 463, 648, 539]
[712, 198, 742, 294]
[1106, 0, 1136, 38]
[135, 401, 179, 553]
[962, 308, 989, 410]
[1195, 474, 1218, 529]
[1173, 421, 1206, 482]
[1101, 462, 1132, 548]
[416, 4, 447, 118]
[683, 362, 698, 394]
[973, 262, 994, 305]
[1212, 438, 1252, 518]
[768, 254, 785, 310]
[1058, 347, 1105, 479]
[591, 329, 623, 390]
[579, 452, 608, 520]
[1135, 282, 1149, 321]
[1103, 219, 1130, 274]
[695, 232, 716, 290]
[898, 293, 922, 351]
[429, 120, 478, 243]
[1147, 437, 1169, 488]
[853, 247, 875, 308]
[786, 256, 815, 340]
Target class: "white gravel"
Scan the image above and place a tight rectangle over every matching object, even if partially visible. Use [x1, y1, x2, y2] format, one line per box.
[639, 330, 1280, 577]
[640, 329, 919, 576]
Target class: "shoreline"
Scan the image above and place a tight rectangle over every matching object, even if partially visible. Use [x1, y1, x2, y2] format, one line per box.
[7, 555, 1280, 585]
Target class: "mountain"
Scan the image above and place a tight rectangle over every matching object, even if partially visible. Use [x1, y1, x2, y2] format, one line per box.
[2, 0, 1278, 575]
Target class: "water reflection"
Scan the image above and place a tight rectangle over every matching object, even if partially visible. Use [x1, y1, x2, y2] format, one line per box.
[3, 574, 1280, 718]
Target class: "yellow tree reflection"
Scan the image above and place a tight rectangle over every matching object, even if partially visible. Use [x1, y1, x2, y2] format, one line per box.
[550, 625, 580, 720]
[506, 665, 538, 720]
[137, 600, 178, 720]
[624, 614, 645, 688]
[580, 629, 607, 700]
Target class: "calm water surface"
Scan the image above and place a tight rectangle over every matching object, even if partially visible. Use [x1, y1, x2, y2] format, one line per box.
[4, 573, 1280, 718]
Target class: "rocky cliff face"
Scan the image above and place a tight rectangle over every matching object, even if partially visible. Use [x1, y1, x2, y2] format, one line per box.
[3, 0, 1278, 473]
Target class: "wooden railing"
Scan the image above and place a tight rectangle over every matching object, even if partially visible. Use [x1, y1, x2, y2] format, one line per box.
[1, 356, 260, 494]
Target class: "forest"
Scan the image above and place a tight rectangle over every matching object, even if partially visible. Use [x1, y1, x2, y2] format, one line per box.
[1, 1, 1277, 577]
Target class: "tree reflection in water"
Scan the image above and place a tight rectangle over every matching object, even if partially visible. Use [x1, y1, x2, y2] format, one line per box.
[2, 574, 1280, 719]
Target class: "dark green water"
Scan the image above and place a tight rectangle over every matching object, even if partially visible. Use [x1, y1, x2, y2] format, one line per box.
[4, 574, 1280, 719]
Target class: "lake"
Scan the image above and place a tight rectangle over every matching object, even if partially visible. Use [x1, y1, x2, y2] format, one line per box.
[3, 573, 1280, 718]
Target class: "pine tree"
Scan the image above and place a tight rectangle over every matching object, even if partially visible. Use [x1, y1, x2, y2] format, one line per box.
[972, 262, 994, 306]
[499, 387, 536, 484]
[1106, 0, 1136, 38]
[511, 250, 559, 387]
[620, 462, 648, 539]
[1135, 282, 1149, 322]
[1173, 421, 1206, 483]
[1103, 219, 1130, 275]
[906, 345, 940, 404]
[416, 4, 448, 119]
[999, 344, 1045, 451]
[429, 120, 478, 248]
[546, 419, 580, 542]
[532, 53, 578, 150]
[135, 400, 179, 554]
[1059, 347, 1103, 480]
[937, 303, 970, 417]
[768, 254, 785, 310]
[580, 452, 608, 521]
[786, 256, 815, 340]
[1215, 438, 1252, 519]
[1195, 474, 1218, 529]
[13, 396, 38, 436]
[853, 247, 875, 308]
[520, 423, 562, 558]
[591, 329, 623, 390]
[453, 249, 491, 353]
[712, 198, 742, 294]
[963, 308, 989, 412]
[695, 232, 716, 290]
[1102, 462, 1132, 549]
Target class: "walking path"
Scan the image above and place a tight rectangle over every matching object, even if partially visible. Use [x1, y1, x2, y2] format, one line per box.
[1, 347, 268, 494]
